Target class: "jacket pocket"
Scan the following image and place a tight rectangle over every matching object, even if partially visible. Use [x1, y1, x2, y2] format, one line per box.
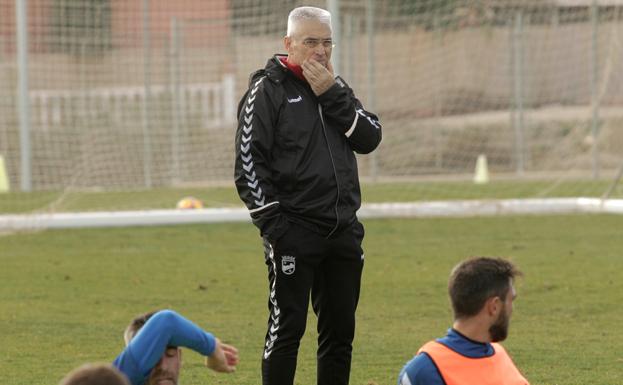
[352, 220, 365, 246]
[274, 148, 298, 193]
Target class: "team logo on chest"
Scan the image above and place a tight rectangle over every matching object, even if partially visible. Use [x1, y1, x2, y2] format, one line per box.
[281, 255, 296, 275]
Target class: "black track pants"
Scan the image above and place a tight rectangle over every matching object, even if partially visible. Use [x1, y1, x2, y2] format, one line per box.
[261, 221, 365, 385]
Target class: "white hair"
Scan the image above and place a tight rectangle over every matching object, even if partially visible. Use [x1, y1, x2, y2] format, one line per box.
[286, 6, 332, 36]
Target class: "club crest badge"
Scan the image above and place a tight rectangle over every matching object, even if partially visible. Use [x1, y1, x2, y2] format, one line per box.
[281, 255, 295, 275]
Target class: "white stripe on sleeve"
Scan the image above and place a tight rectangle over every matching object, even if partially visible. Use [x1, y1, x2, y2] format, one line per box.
[249, 201, 279, 214]
[344, 111, 358, 138]
[400, 372, 413, 385]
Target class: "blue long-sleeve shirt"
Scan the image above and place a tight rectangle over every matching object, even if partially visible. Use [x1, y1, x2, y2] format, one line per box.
[113, 310, 216, 385]
[397, 328, 496, 385]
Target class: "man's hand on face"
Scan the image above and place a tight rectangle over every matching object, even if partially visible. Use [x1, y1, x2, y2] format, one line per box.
[205, 339, 239, 373]
[302, 59, 335, 96]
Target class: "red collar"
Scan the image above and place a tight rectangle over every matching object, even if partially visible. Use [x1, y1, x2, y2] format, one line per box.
[279, 57, 306, 82]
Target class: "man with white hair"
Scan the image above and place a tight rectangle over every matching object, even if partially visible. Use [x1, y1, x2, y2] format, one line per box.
[234, 5, 382, 385]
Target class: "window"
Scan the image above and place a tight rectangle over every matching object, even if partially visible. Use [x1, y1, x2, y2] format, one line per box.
[51, 0, 112, 55]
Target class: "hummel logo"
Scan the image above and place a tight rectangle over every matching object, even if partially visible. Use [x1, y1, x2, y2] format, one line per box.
[265, 340, 274, 350]
[287, 95, 302, 103]
[251, 188, 263, 199]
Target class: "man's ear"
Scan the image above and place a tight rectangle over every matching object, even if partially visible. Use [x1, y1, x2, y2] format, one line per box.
[284, 36, 291, 51]
[485, 296, 502, 317]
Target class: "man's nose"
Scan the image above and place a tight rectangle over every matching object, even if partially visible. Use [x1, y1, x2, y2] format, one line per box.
[313, 44, 326, 55]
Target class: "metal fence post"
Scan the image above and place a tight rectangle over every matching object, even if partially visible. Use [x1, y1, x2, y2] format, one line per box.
[512, 10, 525, 175]
[433, 14, 443, 170]
[590, 0, 600, 179]
[344, 13, 354, 82]
[141, 0, 153, 187]
[170, 16, 181, 183]
[16, 0, 32, 191]
[366, 0, 377, 181]
[327, 0, 341, 76]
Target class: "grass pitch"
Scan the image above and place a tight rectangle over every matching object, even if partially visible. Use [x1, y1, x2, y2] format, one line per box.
[1, 215, 622, 385]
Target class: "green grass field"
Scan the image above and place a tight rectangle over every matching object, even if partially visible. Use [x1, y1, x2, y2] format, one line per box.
[1, 214, 622, 385]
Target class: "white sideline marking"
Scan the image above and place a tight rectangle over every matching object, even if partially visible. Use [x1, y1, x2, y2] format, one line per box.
[0, 198, 622, 230]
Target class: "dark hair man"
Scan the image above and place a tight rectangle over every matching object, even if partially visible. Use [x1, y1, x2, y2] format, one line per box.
[398, 257, 530, 385]
[113, 309, 238, 385]
[59, 363, 129, 385]
[234, 5, 382, 385]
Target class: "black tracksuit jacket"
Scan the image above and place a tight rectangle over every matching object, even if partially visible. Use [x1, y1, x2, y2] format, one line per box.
[234, 55, 382, 241]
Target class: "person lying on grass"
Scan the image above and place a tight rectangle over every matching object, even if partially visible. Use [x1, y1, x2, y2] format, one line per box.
[113, 309, 238, 385]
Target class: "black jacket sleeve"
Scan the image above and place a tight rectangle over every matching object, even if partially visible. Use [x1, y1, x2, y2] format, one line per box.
[234, 74, 289, 242]
[317, 76, 382, 154]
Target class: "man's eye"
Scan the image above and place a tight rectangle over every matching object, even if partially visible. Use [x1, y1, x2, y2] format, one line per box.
[165, 348, 177, 357]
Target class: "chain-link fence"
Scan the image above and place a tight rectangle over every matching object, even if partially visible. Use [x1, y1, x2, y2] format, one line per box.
[0, 0, 622, 199]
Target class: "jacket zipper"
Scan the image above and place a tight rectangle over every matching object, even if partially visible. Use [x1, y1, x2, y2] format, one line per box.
[318, 104, 340, 238]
